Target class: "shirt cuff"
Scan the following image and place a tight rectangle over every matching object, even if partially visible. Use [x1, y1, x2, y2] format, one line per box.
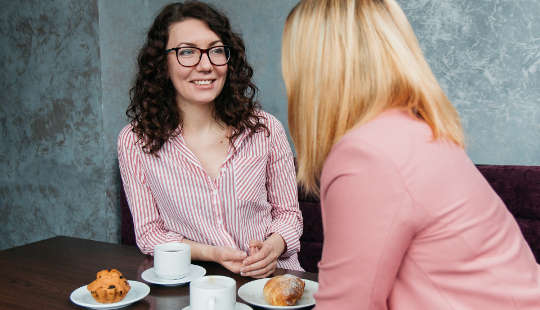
[138, 232, 184, 256]
[268, 222, 301, 258]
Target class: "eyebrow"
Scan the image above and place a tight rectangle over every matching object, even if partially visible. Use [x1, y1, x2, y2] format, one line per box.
[177, 40, 223, 47]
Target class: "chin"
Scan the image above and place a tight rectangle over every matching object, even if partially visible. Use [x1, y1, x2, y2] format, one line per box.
[193, 96, 219, 105]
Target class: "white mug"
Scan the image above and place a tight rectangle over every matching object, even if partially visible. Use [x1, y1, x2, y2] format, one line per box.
[154, 242, 191, 279]
[189, 275, 236, 310]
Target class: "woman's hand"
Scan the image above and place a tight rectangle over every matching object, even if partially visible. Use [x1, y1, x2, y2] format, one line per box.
[240, 233, 286, 278]
[212, 246, 248, 273]
[182, 239, 247, 273]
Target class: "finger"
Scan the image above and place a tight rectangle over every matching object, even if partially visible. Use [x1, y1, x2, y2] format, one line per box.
[222, 261, 243, 274]
[252, 268, 276, 279]
[249, 264, 275, 278]
[222, 248, 247, 261]
[248, 245, 260, 256]
[249, 240, 264, 248]
[242, 260, 277, 278]
[243, 246, 270, 266]
[248, 240, 263, 256]
[242, 254, 274, 273]
[248, 247, 258, 257]
[231, 251, 248, 261]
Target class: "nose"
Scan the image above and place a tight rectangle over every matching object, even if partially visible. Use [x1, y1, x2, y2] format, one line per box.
[196, 51, 213, 71]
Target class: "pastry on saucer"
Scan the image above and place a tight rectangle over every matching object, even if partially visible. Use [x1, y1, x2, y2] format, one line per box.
[263, 274, 305, 306]
[87, 269, 131, 303]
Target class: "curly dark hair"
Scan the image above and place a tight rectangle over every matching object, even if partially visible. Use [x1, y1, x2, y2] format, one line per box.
[127, 1, 269, 155]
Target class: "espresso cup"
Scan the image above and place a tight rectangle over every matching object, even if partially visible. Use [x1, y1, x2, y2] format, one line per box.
[153, 242, 191, 279]
[189, 275, 236, 310]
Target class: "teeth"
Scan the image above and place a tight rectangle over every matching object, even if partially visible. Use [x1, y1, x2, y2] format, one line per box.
[194, 80, 212, 85]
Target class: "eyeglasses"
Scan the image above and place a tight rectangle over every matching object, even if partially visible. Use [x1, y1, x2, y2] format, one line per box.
[165, 46, 231, 67]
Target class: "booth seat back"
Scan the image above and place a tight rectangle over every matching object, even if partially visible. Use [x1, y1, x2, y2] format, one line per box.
[121, 165, 540, 273]
[120, 187, 136, 246]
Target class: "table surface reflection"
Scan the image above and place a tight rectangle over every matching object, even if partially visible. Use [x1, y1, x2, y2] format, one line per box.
[0, 236, 317, 310]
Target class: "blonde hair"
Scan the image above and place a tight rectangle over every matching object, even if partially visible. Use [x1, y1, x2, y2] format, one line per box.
[282, 0, 464, 196]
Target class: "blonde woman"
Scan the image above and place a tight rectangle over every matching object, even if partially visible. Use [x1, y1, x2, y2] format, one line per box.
[282, 0, 540, 308]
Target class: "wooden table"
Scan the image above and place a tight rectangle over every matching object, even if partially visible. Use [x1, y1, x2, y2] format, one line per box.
[0, 236, 317, 309]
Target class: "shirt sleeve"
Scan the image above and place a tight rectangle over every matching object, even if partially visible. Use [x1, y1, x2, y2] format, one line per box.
[265, 116, 303, 258]
[314, 139, 416, 309]
[117, 126, 184, 255]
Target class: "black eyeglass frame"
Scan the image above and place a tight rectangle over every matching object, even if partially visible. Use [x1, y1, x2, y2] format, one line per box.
[165, 45, 231, 67]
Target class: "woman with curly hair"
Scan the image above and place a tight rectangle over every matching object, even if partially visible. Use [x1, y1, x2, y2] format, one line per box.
[118, 1, 303, 277]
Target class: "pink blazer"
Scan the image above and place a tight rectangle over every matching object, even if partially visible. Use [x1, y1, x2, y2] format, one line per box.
[315, 109, 540, 309]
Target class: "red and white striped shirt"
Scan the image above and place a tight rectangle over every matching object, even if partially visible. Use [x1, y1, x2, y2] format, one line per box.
[118, 111, 303, 270]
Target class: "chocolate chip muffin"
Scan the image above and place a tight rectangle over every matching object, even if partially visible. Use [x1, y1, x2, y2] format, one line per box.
[87, 269, 131, 303]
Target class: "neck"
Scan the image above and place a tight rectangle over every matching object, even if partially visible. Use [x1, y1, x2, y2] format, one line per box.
[178, 99, 222, 134]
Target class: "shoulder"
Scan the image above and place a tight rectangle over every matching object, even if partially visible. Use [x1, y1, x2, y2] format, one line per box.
[255, 110, 283, 131]
[118, 124, 136, 143]
[333, 109, 423, 147]
[117, 123, 142, 152]
[336, 109, 431, 162]
[321, 109, 463, 197]
[321, 110, 423, 194]
[322, 130, 393, 186]
[239, 110, 291, 155]
[353, 109, 431, 148]
[250, 110, 288, 140]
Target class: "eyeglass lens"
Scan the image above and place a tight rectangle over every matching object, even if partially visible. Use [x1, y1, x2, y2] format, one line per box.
[177, 46, 230, 66]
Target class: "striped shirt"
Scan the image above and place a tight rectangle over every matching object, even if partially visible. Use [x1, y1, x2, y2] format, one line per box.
[117, 111, 303, 270]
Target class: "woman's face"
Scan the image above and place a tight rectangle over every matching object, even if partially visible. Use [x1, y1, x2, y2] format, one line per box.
[166, 18, 228, 107]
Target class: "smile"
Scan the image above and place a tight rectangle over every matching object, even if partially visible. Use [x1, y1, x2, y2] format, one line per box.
[192, 80, 214, 85]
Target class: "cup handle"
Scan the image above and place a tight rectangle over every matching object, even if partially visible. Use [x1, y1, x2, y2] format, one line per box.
[208, 296, 216, 310]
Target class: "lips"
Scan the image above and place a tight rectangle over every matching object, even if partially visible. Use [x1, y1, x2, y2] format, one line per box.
[191, 79, 215, 85]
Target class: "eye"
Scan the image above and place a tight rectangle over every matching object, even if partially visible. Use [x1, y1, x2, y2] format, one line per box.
[210, 47, 225, 55]
[179, 48, 197, 56]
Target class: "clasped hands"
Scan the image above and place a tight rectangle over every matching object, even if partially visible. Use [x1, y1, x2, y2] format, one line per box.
[214, 233, 285, 278]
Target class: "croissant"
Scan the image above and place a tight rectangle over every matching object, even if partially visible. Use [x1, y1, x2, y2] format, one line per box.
[263, 274, 305, 306]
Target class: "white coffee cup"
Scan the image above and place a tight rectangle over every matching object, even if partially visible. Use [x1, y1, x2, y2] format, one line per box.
[189, 275, 236, 310]
[154, 242, 191, 279]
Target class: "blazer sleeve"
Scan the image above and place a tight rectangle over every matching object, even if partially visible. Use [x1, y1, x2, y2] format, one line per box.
[314, 139, 416, 310]
[117, 126, 184, 255]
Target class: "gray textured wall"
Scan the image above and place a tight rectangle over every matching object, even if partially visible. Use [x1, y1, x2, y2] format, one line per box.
[0, 0, 108, 250]
[1, 0, 539, 250]
[401, 0, 540, 164]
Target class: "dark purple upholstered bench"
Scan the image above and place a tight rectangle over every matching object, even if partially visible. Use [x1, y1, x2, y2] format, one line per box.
[121, 165, 540, 273]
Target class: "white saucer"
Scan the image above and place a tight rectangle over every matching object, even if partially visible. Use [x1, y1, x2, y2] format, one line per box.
[70, 280, 150, 309]
[238, 277, 318, 309]
[182, 302, 252, 310]
[141, 264, 206, 286]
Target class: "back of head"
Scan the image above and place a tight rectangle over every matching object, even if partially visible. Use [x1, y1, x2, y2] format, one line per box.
[282, 0, 464, 196]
